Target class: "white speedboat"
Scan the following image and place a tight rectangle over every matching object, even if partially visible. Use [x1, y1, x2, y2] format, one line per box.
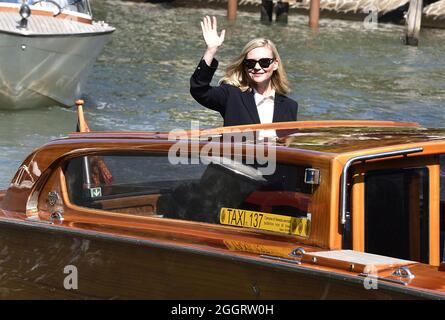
[0, 0, 115, 109]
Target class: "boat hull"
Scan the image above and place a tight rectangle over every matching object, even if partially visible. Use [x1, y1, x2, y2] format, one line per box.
[0, 32, 112, 110]
[0, 219, 435, 300]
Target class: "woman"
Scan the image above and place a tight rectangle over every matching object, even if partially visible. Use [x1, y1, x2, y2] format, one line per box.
[190, 16, 298, 127]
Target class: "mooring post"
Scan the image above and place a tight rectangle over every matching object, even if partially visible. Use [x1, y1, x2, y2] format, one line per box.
[261, 0, 274, 23]
[405, 0, 423, 46]
[309, 0, 320, 28]
[227, 0, 238, 21]
[276, 1, 290, 23]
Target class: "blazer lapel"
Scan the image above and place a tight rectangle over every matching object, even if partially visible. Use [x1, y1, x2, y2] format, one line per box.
[272, 94, 287, 122]
[241, 89, 261, 124]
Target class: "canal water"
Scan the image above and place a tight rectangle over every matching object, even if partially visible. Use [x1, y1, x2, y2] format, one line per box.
[0, 0, 444, 189]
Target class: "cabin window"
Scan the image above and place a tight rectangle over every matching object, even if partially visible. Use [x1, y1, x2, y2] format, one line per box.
[25, 0, 92, 15]
[63, 154, 313, 229]
[440, 156, 445, 262]
[364, 167, 429, 263]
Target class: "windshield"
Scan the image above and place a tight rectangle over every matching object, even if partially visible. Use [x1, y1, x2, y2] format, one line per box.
[0, 0, 92, 15]
[64, 153, 314, 237]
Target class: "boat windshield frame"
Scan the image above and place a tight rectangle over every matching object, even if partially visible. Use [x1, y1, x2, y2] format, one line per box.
[0, 0, 92, 16]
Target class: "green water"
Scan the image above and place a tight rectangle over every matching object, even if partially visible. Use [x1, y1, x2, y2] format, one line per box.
[0, 0, 444, 188]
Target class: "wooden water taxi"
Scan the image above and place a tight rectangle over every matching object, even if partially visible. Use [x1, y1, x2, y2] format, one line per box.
[0, 101, 444, 299]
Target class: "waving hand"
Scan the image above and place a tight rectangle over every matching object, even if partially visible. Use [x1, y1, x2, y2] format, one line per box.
[201, 16, 225, 66]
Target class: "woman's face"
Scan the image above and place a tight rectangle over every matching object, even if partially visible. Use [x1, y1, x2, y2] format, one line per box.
[245, 45, 279, 87]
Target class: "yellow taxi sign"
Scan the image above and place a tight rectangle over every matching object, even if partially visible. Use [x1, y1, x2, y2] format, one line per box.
[219, 207, 311, 238]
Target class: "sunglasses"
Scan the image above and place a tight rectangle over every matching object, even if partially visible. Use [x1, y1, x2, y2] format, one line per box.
[243, 58, 275, 69]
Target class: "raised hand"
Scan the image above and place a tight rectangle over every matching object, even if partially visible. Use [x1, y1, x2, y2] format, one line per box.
[201, 16, 226, 52]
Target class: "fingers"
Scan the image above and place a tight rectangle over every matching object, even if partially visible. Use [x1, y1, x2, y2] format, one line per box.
[201, 16, 206, 33]
[201, 15, 217, 32]
[201, 16, 225, 46]
[213, 16, 217, 31]
[202, 16, 211, 32]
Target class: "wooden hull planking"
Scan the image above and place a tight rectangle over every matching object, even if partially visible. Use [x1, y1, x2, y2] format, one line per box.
[0, 218, 438, 300]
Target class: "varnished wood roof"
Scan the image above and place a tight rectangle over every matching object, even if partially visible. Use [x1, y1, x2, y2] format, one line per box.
[66, 120, 445, 155]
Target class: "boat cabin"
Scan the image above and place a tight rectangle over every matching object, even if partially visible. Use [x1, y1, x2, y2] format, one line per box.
[0, 118, 445, 299]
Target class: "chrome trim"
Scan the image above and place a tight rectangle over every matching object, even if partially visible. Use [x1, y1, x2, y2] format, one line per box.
[340, 147, 423, 225]
[289, 247, 305, 258]
[25, 217, 54, 225]
[392, 266, 415, 279]
[83, 156, 92, 189]
[49, 211, 64, 223]
[260, 255, 302, 265]
[357, 273, 409, 286]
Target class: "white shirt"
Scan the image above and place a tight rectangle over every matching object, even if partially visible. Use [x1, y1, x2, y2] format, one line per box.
[253, 88, 275, 124]
[253, 89, 277, 140]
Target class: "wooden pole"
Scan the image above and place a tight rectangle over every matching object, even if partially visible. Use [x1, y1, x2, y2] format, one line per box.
[276, 1, 289, 24]
[309, 0, 320, 28]
[261, 0, 274, 23]
[75, 99, 89, 133]
[405, 0, 423, 46]
[227, 0, 238, 21]
[75, 99, 92, 189]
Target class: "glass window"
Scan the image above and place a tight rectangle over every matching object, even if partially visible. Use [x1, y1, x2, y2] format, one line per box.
[64, 154, 313, 228]
[365, 167, 429, 263]
[15, 0, 93, 15]
[63, 0, 91, 15]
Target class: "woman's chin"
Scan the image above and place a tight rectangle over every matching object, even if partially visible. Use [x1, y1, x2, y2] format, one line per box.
[250, 75, 268, 84]
[252, 79, 267, 86]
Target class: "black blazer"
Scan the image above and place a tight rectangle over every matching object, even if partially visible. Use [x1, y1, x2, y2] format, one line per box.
[190, 58, 298, 127]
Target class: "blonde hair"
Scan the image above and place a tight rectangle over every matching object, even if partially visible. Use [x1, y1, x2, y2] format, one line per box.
[220, 38, 290, 95]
